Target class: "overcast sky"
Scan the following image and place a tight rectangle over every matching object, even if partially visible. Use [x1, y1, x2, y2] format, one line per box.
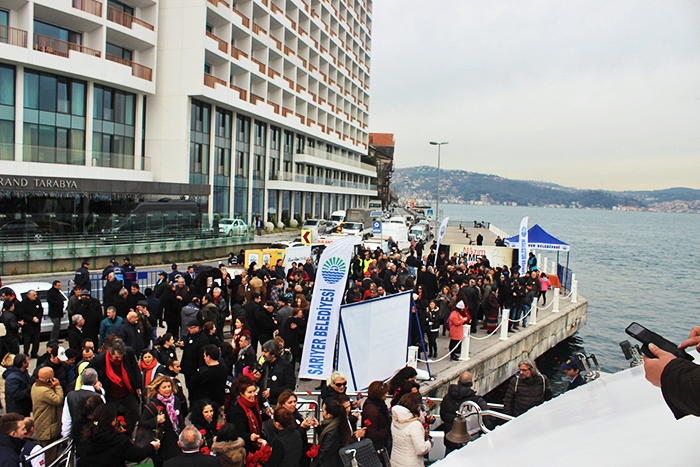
[368, 0, 700, 191]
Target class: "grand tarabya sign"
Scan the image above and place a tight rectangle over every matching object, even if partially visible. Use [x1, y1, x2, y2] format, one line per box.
[0, 176, 78, 189]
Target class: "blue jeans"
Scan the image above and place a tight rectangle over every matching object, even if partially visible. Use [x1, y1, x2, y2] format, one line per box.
[508, 306, 520, 329]
[520, 304, 530, 327]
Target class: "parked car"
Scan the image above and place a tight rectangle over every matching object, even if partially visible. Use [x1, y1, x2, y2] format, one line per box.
[0, 220, 44, 243]
[409, 224, 431, 242]
[302, 218, 329, 234]
[1, 282, 69, 336]
[219, 218, 249, 236]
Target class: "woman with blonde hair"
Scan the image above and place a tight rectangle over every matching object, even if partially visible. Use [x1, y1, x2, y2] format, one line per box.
[139, 374, 183, 467]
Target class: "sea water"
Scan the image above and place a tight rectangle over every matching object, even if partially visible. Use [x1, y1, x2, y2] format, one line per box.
[440, 203, 700, 375]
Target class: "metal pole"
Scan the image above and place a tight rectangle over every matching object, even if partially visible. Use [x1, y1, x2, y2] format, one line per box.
[436, 143, 440, 225]
[500, 310, 509, 340]
[553, 287, 560, 312]
[460, 325, 470, 361]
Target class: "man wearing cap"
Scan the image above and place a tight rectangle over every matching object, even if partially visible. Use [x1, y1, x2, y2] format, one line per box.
[18, 290, 43, 358]
[561, 358, 586, 391]
[66, 314, 85, 351]
[154, 271, 169, 299]
[122, 256, 135, 290]
[169, 263, 181, 283]
[87, 338, 141, 434]
[117, 311, 144, 355]
[33, 346, 70, 394]
[73, 260, 91, 292]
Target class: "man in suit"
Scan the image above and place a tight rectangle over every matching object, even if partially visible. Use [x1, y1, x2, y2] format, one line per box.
[164, 425, 220, 467]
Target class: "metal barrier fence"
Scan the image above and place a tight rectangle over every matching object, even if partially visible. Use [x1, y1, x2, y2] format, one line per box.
[557, 263, 573, 291]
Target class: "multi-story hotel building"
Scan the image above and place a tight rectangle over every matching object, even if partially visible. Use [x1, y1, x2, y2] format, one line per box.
[0, 0, 374, 233]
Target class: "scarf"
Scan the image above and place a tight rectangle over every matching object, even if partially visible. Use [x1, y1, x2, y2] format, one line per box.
[237, 396, 262, 435]
[139, 359, 159, 386]
[157, 393, 179, 432]
[106, 351, 134, 393]
[318, 417, 341, 446]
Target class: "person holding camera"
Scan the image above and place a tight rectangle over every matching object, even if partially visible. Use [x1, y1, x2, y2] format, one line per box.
[644, 326, 700, 419]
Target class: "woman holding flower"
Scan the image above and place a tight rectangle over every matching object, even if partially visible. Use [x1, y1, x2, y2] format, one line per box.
[190, 398, 222, 455]
[226, 375, 268, 453]
[361, 381, 391, 450]
[139, 375, 183, 466]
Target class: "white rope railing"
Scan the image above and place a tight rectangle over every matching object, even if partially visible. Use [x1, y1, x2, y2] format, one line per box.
[560, 290, 573, 299]
[535, 300, 554, 310]
[470, 320, 503, 340]
[416, 340, 463, 363]
[508, 305, 535, 322]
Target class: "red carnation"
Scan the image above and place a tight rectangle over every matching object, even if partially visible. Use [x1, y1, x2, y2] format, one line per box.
[199, 429, 207, 436]
[201, 446, 211, 456]
[364, 419, 372, 427]
[306, 444, 320, 458]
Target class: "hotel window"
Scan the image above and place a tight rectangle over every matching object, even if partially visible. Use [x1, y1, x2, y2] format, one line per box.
[106, 42, 133, 61]
[252, 121, 266, 181]
[0, 64, 14, 161]
[33, 20, 82, 45]
[0, 10, 8, 27]
[213, 107, 232, 215]
[108, 0, 134, 16]
[93, 85, 136, 168]
[23, 69, 86, 165]
[234, 115, 250, 216]
[189, 99, 210, 185]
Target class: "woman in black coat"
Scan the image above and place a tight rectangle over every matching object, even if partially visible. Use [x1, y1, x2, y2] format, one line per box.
[78, 403, 159, 467]
[139, 375, 184, 467]
[189, 398, 222, 455]
[225, 375, 267, 453]
[315, 400, 351, 467]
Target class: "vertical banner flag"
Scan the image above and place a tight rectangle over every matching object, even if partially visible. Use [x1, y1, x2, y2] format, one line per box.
[433, 217, 450, 267]
[518, 216, 529, 273]
[298, 235, 356, 380]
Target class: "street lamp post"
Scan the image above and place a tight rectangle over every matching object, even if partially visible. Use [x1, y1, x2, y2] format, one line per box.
[430, 141, 448, 226]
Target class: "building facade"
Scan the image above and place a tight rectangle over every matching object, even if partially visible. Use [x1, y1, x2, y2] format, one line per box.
[0, 0, 374, 234]
[368, 132, 393, 209]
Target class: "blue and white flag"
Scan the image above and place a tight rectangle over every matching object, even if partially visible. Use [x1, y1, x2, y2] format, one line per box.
[518, 216, 529, 273]
[434, 217, 450, 267]
[298, 236, 356, 380]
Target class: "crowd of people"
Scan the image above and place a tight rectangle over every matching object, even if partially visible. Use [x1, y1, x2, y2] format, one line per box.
[0, 237, 559, 467]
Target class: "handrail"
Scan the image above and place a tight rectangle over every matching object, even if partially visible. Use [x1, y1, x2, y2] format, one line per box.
[73, 0, 102, 17]
[34, 33, 101, 58]
[25, 436, 71, 461]
[107, 6, 155, 31]
[204, 72, 227, 88]
[206, 31, 228, 53]
[0, 24, 28, 48]
[106, 53, 153, 81]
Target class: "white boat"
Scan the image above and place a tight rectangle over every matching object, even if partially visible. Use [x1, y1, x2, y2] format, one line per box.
[432, 351, 700, 466]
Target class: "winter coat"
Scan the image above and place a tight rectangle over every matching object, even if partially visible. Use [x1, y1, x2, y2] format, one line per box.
[503, 373, 553, 417]
[261, 356, 296, 402]
[438, 384, 494, 435]
[0, 432, 24, 467]
[47, 287, 66, 319]
[30, 380, 64, 441]
[139, 397, 184, 462]
[3, 365, 32, 415]
[180, 302, 201, 339]
[19, 297, 43, 334]
[389, 405, 432, 467]
[361, 398, 390, 449]
[265, 425, 303, 467]
[117, 320, 143, 355]
[448, 311, 467, 341]
[99, 316, 123, 347]
[87, 348, 143, 396]
[0, 308, 21, 345]
[211, 438, 246, 467]
[201, 302, 220, 325]
[77, 429, 155, 467]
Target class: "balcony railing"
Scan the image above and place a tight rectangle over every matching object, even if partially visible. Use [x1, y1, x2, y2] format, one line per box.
[0, 24, 28, 48]
[92, 152, 150, 170]
[204, 73, 227, 88]
[73, 0, 103, 17]
[296, 147, 376, 172]
[107, 6, 155, 31]
[207, 0, 231, 8]
[230, 84, 247, 100]
[206, 31, 228, 53]
[23, 145, 85, 165]
[106, 53, 153, 81]
[33, 33, 101, 58]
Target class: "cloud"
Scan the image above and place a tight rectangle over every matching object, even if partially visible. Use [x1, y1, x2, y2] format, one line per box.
[368, 0, 700, 190]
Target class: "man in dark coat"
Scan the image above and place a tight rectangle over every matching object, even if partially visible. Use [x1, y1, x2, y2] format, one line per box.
[440, 371, 494, 454]
[161, 282, 180, 339]
[126, 283, 146, 314]
[244, 293, 262, 350]
[0, 413, 27, 467]
[117, 312, 144, 355]
[73, 260, 91, 292]
[154, 271, 169, 299]
[103, 272, 123, 311]
[164, 426, 220, 467]
[75, 290, 102, 345]
[503, 361, 553, 417]
[561, 357, 586, 391]
[87, 338, 142, 434]
[234, 334, 256, 377]
[416, 266, 439, 301]
[188, 344, 228, 406]
[260, 340, 295, 404]
[33, 346, 70, 395]
[180, 322, 209, 391]
[66, 314, 86, 351]
[256, 302, 278, 347]
[19, 290, 43, 358]
[47, 280, 66, 343]
[2, 354, 32, 416]
[0, 288, 23, 355]
[459, 279, 481, 334]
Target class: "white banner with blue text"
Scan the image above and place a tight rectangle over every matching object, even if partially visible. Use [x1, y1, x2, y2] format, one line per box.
[298, 236, 356, 380]
[518, 216, 529, 273]
[433, 217, 450, 267]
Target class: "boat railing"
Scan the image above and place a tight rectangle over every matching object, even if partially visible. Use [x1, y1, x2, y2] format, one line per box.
[25, 436, 73, 467]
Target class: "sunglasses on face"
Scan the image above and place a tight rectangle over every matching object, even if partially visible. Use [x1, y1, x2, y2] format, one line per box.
[335, 381, 347, 387]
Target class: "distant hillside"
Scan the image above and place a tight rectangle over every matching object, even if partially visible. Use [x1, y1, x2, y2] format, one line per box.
[622, 188, 700, 203]
[392, 166, 645, 209]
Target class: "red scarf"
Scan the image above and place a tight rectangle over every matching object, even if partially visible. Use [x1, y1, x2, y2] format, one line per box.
[237, 396, 262, 435]
[139, 359, 158, 387]
[106, 352, 134, 393]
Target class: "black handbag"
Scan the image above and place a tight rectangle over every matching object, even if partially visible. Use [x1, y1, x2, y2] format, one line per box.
[338, 438, 383, 467]
[134, 402, 161, 448]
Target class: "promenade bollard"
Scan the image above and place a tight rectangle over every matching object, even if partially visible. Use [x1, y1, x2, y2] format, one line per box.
[543, 257, 549, 275]
[500, 310, 509, 340]
[553, 287, 560, 312]
[460, 324, 470, 361]
[530, 303, 537, 326]
[407, 346, 418, 368]
[537, 253, 542, 270]
[572, 279, 578, 303]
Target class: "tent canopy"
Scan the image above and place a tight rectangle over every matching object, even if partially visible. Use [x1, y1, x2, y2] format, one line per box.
[504, 224, 570, 252]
